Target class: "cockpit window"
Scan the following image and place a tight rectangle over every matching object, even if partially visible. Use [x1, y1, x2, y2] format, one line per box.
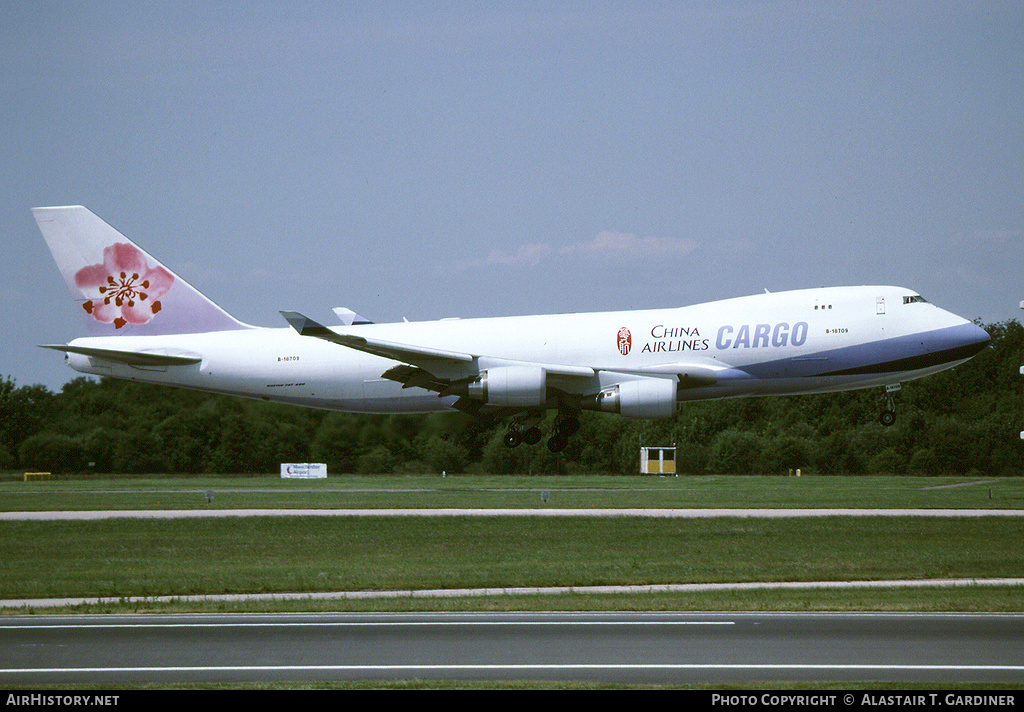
[903, 295, 928, 304]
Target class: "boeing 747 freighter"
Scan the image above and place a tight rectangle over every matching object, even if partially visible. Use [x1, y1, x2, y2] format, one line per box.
[33, 206, 990, 452]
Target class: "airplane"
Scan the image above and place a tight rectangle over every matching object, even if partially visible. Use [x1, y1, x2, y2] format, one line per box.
[32, 206, 991, 453]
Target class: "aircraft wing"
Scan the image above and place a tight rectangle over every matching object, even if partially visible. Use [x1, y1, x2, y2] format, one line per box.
[280, 311, 476, 365]
[279, 312, 724, 420]
[280, 311, 596, 389]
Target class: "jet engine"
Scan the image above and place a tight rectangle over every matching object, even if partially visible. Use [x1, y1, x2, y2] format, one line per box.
[465, 366, 548, 408]
[593, 377, 677, 419]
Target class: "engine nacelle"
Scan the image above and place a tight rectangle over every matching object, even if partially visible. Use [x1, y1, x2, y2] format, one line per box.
[467, 366, 548, 408]
[593, 377, 677, 419]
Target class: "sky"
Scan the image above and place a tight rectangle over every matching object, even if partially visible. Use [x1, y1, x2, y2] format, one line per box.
[2, 1, 1022, 392]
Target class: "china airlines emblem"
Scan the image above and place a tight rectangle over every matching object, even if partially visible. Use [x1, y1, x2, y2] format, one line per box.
[617, 327, 632, 356]
[73, 243, 174, 330]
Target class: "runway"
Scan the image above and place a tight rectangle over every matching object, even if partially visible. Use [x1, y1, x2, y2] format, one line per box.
[2, 612, 1022, 686]
[4, 507, 1021, 687]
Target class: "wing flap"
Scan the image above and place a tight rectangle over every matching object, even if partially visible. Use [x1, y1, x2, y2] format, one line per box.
[380, 364, 453, 392]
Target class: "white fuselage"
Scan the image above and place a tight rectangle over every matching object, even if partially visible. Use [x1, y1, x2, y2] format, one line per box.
[59, 285, 990, 415]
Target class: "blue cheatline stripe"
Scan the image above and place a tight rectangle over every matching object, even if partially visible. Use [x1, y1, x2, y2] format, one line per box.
[736, 323, 989, 380]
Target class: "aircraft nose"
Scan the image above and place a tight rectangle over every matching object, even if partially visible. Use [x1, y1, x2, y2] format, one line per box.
[939, 314, 990, 359]
[929, 311, 990, 363]
[961, 321, 991, 357]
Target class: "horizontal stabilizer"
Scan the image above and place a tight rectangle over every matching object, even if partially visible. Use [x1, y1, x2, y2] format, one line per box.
[38, 344, 202, 367]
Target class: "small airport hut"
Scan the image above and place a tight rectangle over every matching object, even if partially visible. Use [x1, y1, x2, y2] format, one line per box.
[640, 446, 676, 475]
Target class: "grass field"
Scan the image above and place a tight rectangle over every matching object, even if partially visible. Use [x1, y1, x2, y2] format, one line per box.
[3, 473, 1024, 510]
[1, 475, 1022, 613]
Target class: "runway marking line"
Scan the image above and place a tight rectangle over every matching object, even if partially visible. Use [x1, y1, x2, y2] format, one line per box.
[0, 620, 735, 629]
[5, 664, 1024, 674]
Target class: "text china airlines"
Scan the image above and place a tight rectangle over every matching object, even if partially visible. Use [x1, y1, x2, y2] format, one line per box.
[621, 322, 810, 355]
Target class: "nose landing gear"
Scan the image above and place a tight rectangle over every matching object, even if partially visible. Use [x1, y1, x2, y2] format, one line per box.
[879, 384, 900, 427]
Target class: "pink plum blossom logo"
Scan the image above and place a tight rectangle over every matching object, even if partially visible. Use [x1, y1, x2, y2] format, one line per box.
[73, 243, 174, 329]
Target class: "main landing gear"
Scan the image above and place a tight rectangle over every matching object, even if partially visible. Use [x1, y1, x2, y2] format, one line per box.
[546, 412, 580, 453]
[503, 412, 544, 449]
[879, 384, 900, 427]
[503, 410, 580, 452]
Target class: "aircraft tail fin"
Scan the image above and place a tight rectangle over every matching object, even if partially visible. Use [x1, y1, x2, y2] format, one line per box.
[33, 206, 251, 336]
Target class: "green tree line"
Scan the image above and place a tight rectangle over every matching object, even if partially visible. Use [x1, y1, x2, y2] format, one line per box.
[3, 321, 1021, 477]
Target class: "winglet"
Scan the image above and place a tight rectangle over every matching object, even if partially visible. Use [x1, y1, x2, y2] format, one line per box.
[332, 307, 373, 325]
[280, 311, 335, 338]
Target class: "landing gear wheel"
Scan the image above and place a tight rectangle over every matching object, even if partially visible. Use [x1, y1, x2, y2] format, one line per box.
[879, 390, 897, 427]
[547, 434, 568, 453]
[504, 412, 544, 448]
[547, 410, 580, 453]
[557, 416, 580, 437]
